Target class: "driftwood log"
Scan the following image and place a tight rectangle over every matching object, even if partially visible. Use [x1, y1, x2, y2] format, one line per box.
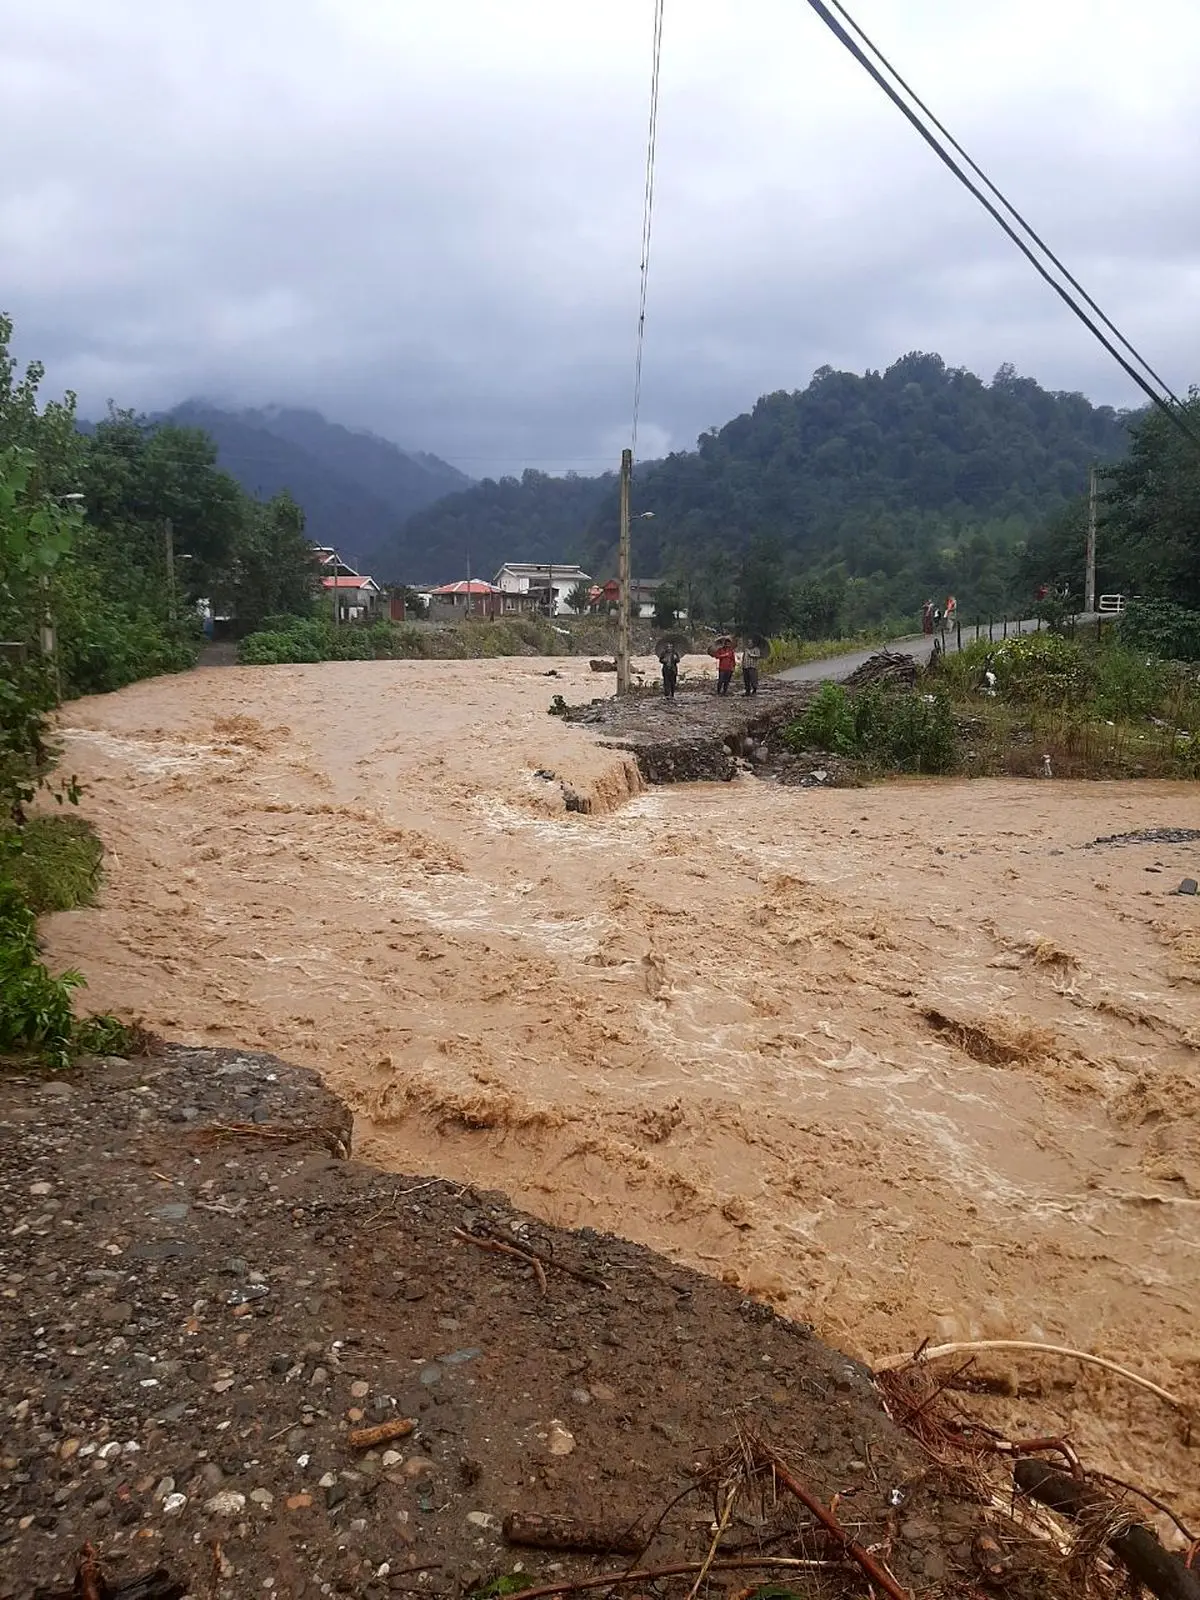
[1015, 1459, 1200, 1600]
[503, 1511, 644, 1556]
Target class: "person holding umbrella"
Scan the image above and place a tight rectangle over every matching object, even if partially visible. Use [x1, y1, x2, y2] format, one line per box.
[710, 635, 736, 696]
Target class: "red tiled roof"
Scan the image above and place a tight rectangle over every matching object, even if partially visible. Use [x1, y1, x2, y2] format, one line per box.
[432, 580, 498, 594]
[322, 575, 377, 589]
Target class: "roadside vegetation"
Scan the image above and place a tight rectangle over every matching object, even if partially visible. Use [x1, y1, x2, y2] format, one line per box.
[783, 629, 1200, 781]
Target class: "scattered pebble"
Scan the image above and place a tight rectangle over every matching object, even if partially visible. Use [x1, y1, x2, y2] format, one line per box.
[204, 1490, 246, 1517]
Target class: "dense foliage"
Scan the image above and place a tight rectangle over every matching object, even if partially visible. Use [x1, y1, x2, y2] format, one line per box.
[785, 681, 957, 774]
[377, 468, 612, 584]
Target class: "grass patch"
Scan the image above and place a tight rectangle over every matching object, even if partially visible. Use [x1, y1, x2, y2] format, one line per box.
[762, 626, 900, 675]
[7, 814, 102, 913]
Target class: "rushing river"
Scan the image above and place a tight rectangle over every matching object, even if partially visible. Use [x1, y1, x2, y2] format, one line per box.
[45, 654, 1200, 1522]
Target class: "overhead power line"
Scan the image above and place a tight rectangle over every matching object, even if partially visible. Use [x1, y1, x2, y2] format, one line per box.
[631, 0, 666, 463]
[822, 0, 1183, 411]
[801, 0, 1200, 450]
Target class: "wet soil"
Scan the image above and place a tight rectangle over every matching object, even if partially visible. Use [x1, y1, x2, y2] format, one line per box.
[0, 1045, 1042, 1600]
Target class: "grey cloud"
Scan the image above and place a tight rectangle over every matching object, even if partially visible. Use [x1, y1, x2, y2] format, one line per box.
[3, 0, 1198, 479]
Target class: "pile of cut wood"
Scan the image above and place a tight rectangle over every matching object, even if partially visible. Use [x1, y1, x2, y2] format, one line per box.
[844, 650, 919, 691]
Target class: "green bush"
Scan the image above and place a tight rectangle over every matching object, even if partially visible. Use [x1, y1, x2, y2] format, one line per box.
[784, 682, 957, 773]
[0, 873, 83, 1066]
[1091, 646, 1172, 722]
[786, 682, 857, 753]
[1121, 599, 1200, 663]
[988, 632, 1092, 707]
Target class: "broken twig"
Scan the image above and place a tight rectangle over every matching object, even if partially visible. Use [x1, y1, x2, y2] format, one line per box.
[485, 1556, 842, 1600]
[755, 1441, 910, 1600]
[346, 1416, 416, 1451]
[876, 1339, 1190, 1418]
[454, 1227, 548, 1294]
[503, 1512, 644, 1557]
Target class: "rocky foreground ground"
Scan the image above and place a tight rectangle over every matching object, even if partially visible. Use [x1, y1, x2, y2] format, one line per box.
[0, 1044, 1071, 1600]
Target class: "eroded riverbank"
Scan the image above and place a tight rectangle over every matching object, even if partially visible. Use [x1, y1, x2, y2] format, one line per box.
[43, 655, 1200, 1516]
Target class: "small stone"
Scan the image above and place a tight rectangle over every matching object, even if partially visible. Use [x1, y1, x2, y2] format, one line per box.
[442, 1347, 480, 1366]
[30, 1182, 53, 1197]
[588, 1382, 616, 1402]
[152, 1477, 176, 1502]
[153, 1203, 190, 1222]
[381, 1451, 403, 1468]
[546, 1421, 575, 1457]
[346, 1408, 365, 1423]
[162, 1493, 187, 1517]
[350, 1380, 369, 1398]
[286, 1493, 312, 1511]
[1178, 878, 1198, 896]
[309, 1366, 329, 1387]
[571, 1389, 592, 1405]
[466, 1511, 498, 1530]
[325, 1482, 347, 1509]
[212, 1378, 235, 1394]
[98, 1442, 122, 1461]
[318, 1472, 337, 1489]
[59, 1439, 81, 1460]
[250, 1488, 274, 1507]
[204, 1490, 246, 1517]
[418, 1364, 441, 1387]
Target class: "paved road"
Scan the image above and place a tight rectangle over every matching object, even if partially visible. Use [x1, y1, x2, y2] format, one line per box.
[777, 615, 1104, 683]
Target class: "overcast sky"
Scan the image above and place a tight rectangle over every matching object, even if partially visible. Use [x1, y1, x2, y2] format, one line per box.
[3, 0, 1198, 477]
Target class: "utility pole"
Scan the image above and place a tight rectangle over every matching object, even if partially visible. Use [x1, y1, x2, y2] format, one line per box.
[616, 448, 632, 694]
[1084, 465, 1098, 615]
[164, 518, 176, 622]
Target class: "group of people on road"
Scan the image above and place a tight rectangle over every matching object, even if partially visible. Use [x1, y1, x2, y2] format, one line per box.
[654, 636, 762, 699]
[922, 595, 957, 636]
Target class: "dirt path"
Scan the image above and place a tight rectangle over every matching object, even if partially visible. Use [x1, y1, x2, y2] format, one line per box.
[43, 656, 1200, 1517]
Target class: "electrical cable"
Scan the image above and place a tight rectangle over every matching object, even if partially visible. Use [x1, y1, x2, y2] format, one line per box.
[631, 0, 666, 464]
[801, 0, 1200, 449]
[823, 0, 1183, 410]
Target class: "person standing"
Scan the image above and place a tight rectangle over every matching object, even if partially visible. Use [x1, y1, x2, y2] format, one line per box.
[710, 636, 736, 696]
[740, 637, 761, 696]
[658, 641, 681, 700]
[922, 599, 933, 636]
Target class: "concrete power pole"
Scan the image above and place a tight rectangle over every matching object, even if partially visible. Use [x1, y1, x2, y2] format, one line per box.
[616, 448, 632, 694]
[165, 518, 176, 622]
[1085, 465, 1097, 615]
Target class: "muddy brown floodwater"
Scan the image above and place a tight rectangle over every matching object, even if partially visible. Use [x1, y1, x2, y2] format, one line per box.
[45, 656, 1200, 1520]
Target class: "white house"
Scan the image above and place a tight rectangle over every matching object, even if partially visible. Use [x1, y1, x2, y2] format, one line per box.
[493, 562, 591, 616]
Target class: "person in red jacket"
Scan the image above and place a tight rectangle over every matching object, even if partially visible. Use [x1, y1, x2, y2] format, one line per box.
[710, 636, 736, 696]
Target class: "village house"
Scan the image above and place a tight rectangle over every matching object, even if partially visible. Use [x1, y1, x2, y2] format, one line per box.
[493, 562, 591, 616]
[428, 579, 503, 620]
[589, 576, 681, 620]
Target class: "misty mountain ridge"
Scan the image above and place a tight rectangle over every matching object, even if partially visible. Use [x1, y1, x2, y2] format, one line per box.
[164, 401, 470, 571]
[385, 355, 1137, 615]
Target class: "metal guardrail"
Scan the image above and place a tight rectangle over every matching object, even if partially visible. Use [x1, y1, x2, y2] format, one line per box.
[1098, 594, 1127, 615]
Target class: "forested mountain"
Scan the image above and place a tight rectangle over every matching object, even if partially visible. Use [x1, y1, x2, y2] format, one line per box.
[164, 403, 469, 571]
[369, 468, 613, 582]
[374, 353, 1135, 626]
[579, 354, 1135, 625]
